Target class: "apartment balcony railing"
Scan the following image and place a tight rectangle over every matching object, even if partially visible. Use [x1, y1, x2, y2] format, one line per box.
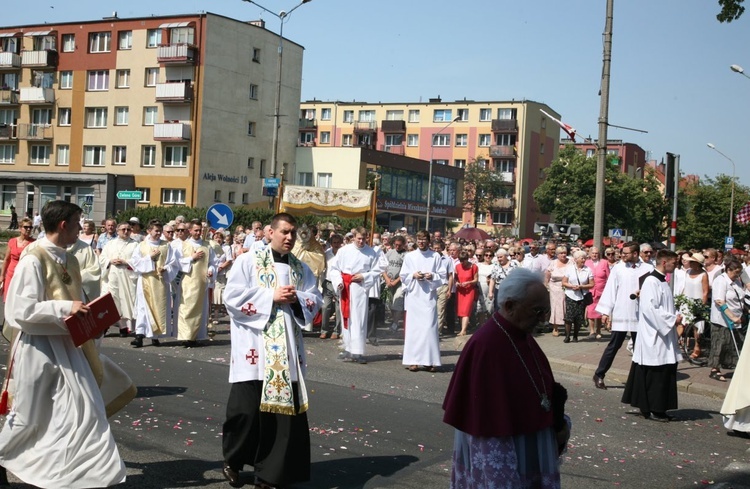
[16, 123, 53, 140]
[19, 87, 55, 104]
[489, 145, 515, 158]
[493, 197, 515, 210]
[491, 118, 518, 132]
[0, 88, 18, 105]
[297, 141, 316, 147]
[154, 122, 191, 141]
[379, 144, 405, 155]
[354, 121, 377, 132]
[381, 120, 406, 133]
[155, 81, 193, 103]
[0, 52, 21, 70]
[157, 44, 197, 64]
[299, 119, 317, 130]
[20, 50, 58, 67]
[0, 124, 16, 139]
[497, 171, 515, 183]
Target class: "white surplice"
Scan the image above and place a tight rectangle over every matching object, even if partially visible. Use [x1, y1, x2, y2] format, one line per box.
[100, 237, 138, 320]
[177, 238, 217, 341]
[632, 271, 682, 366]
[596, 261, 654, 332]
[400, 249, 446, 366]
[129, 239, 180, 339]
[0, 240, 126, 488]
[330, 243, 386, 355]
[68, 238, 102, 301]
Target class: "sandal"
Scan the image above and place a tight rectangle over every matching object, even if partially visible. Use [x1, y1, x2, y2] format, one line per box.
[408, 365, 419, 372]
[710, 370, 728, 382]
[427, 366, 438, 373]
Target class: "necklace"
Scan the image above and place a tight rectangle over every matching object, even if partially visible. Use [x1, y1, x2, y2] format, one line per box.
[492, 314, 551, 412]
[59, 262, 72, 284]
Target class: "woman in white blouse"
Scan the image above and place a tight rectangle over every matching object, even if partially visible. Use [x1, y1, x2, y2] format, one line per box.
[561, 250, 593, 343]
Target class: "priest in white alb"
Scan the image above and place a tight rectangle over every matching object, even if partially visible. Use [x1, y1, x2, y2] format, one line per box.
[177, 219, 216, 347]
[100, 221, 138, 337]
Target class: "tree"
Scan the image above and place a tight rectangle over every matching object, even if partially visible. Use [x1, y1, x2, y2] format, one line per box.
[717, 0, 745, 22]
[533, 145, 670, 242]
[463, 156, 512, 227]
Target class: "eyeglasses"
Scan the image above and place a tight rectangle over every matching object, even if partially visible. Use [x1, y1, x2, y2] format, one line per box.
[22, 226, 32, 229]
[605, 252, 615, 256]
[176, 228, 187, 232]
[484, 253, 493, 256]
[642, 250, 653, 254]
[164, 230, 174, 234]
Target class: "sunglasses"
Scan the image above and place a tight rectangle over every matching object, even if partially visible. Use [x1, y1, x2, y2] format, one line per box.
[164, 230, 174, 234]
[176, 229, 187, 232]
[605, 252, 614, 256]
[484, 253, 493, 256]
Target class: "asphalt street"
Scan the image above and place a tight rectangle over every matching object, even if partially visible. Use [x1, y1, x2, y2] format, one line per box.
[1, 323, 749, 488]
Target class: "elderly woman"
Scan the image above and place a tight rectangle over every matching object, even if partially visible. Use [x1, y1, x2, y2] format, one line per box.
[0, 217, 35, 301]
[679, 253, 709, 361]
[444, 268, 570, 488]
[545, 246, 570, 337]
[476, 248, 494, 323]
[561, 250, 593, 343]
[79, 219, 98, 248]
[488, 248, 517, 311]
[708, 259, 745, 382]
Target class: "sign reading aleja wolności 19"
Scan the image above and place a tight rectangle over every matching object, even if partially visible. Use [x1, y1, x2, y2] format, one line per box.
[117, 190, 142, 200]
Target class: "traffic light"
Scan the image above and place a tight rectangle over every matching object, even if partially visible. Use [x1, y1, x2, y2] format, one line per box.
[665, 153, 676, 199]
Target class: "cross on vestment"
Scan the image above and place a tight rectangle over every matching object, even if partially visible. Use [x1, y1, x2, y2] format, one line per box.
[245, 349, 258, 365]
[241, 302, 257, 316]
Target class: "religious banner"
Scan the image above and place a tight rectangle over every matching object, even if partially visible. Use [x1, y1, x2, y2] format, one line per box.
[281, 185, 373, 217]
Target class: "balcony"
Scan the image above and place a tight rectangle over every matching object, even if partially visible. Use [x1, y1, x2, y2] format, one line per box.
[0, 124, 16, 140]
[381, 120, 406, 133]
[157, 44, 197, 64]
[154, 122, 191, 141]
[16, 123, 53, 140]
[354, 121, 377, 132]
[378, 144, 405, 155]
[497, 171, 515, 183]
[0, 88, 18, 105]
[489, 145, 515, 158]
[155, 81, 193, 103]
[491, 118, 517, 132]
[297, 140, 316, 147]
[19, 87, 55, 104]
[0, 52, 21, 70]
[20, 50, 58, 68]
[493, 197, 515, 210]
[299, 119, 317, 130]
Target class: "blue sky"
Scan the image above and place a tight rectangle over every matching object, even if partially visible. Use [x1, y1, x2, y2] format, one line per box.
[8, 0, 750, 184]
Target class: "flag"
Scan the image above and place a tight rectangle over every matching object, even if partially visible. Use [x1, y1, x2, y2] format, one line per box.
[540, 109, 577, 141]
[736, 201, 750, 225]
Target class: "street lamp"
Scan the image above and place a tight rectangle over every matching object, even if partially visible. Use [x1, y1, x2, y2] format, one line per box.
[707, 143, 736, 238]
[425, 116, 460, 230]
[242, 0, 312, 180]
[730, 64, 750, 80]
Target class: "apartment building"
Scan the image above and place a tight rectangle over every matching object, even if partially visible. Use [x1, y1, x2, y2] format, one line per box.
[561, 138, 647, 177]
[0, 13, 303, 224]
[298, 98, 559, 236]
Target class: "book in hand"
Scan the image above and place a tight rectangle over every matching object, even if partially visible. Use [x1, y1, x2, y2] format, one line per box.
[65, 293, 121, 347]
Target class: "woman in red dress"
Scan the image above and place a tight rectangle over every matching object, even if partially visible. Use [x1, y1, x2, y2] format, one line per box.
[455, 250, 479, 336]
[1, 217, 35, 301]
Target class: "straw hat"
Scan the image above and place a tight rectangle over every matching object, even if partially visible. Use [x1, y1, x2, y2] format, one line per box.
[684, 252, 705, 265]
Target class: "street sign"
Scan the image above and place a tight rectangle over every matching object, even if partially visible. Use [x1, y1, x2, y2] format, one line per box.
[263, 178, 281, 188]
[206, 203, 234, 229]
[725, 236, 734, 250]
[117, 190, 142, 200]
[608, 228, 623, 238]
[263, 187, 278, 197]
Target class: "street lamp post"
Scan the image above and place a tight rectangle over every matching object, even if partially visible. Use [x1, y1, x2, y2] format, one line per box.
[242, 0, 311, 180]
[730, 64, 750, 80]
[425, 116, 460, 230]
[707, 143, 736, 238]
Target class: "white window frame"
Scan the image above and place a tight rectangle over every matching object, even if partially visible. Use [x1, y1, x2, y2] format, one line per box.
[408, 110, 420, 123]
[30, 145, 51, 165]
[142, 145, 156, 167]
[320, 131, 331, 144]
[162, 188, 186, 205]
[214, 190, 221, 202]
[228, 191, 235, 203]
[62, 34, 75, 52]
[479, 108, 492, 121]
[145, 68, 159, 87]
[137, 187, 150, 203]
[89, 32, 111, 53]
[358, 110, 375, 122]
[432, 134, 450, 147]
[116, 69, 130, 88]
[146, 29, 162, 48]
[454, 159, 466, 169]
[242, 192, 249, 204]
[457, 108, 469, 121]
[118, 30, 132, 50]
[497, 108, 515, 120]
[163, 146, 187, 167]
[170, 27, 194, 45]
[297, 172, 313, 186]
[59, 71, 73, 89]
[342, 134, 353, 147]
[56, 145, 70, 166]
[343, 111, 354, 123]
[58, 108, 71, 126]
[87, 70, 109, 91]
[143, 107, 158, 126]
[317, 173, 332, 188]
[83, 146, 106, 166]
[321, 108, 332, 121]
[492, 211, 512, 225]
[115, 107, 129, 126]
[112, 146, 127, 165]
[478, 134, 491, 147]
[407, 134, 419, 147]
[476, 212, 487, 224]
[0, 145, 15, 164]
[455, 134, 468, 147]
[385, 110, 404, 121]
[85, 107, 108, 128]
[433, 109, 452, 122]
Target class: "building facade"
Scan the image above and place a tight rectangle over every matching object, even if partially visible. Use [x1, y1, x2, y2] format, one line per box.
[0, 13, 303, 224]
[297, 98, 559, 236]
[560, 138, 647, 177]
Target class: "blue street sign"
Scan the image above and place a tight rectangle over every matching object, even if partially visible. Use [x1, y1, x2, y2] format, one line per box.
[263, 178, 281, 188]
[725, 236, 734, 250]
[608, 228, 623, 238]
[206, 203, 234, 229]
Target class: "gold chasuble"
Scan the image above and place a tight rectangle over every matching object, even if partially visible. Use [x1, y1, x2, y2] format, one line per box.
[26, 247, 136, 417]
[139, 240, 170, 336]
[179, 240, 210, 340]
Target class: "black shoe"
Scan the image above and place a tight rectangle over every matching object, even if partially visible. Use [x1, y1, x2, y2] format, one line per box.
[649, 412, 673, 423]
[563, 336, 571, 343]
[151, 339, 160, 347]
[130, 335, 144, 348]
[593, 375, 607, 390]
[573, 336, 578, 343]
[0, 466, 9, 487]
[119, 328, 130, 337]
[222, 462, 243, 488]
[182, 340, 199, 348]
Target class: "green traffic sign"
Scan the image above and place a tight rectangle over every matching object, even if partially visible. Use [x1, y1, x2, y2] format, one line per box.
[117, 190, 142, 200]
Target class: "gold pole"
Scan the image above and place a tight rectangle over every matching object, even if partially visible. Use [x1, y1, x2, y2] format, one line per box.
[369, 175, 379, 244]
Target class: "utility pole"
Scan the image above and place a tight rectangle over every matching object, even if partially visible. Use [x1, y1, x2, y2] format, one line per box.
[593, 0, 614, 250]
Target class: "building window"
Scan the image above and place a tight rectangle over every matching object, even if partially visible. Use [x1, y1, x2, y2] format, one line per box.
[495, 159, 514, 172]
[62, 34, 75, 52]
[300, 132, 315, 145]
[214, 190, 221, 202]
[432, 134, 450, 147]
[408, 110, 420, 123]
[142, 145, 156, 167]
[0, 145, 15, 164]
[433, 159, 449, 166]
[478, 134, 491, 147]
[320, 131, 331, 144]
[1, 185, 15, 212]
[118, 30, 132, 50]
[492, 211, 512, 225]
[137, 187, 150, 203]
[58, 108, 71, 126]
[433, 109, 452, 122]
[497, 108, 516, 120]
[252, 48, 261, 62]
[358, 110, 375, 122]
[30, 145, 50, 164]
[115, 107, 129, 126]
[479, 108, 492, 121]
[259, 159, 266, 178]
[455, 134, 467, 147]
[0, 109, 15, 126]
[145, 68, 159, 87]
[342, 134, 353, 147]
[169, 27, 194, 44]
[56, 145, 69, 166]
[249, 84, 258, 100]
[89, 32, 111, 53]
[143, 107, 158, 126]
[242, 193, 249, 204]
[454, 159, 466, 169]
[85, 108, 108, 128]
[164, 146, 187, 167]
[407, 134, 419, 147]
[343, 110, 354, 123]
[162, 188, 185, 205]
[540, 143, 545, 154]
[496, 134, 516, 146]
[83, 146, 106, 166]
[317, 173, 332, 188]
[87, 70, 109, 91]
[60, 71, 73, 89]
[385, 110, 404, 121]
[247, 121, 256, 136]
[112, 146, 127, 165]
[0, 73, 17, 90]
[116, 69, 130, 88]
[297, 172, 313, 186]
[385, 134, 403, 147]
[228, 191, 235, 203]
[146, 29, 162, 48]
[247, 157, 255, 169]
[457, 108, 469, 121]
[321, 108, 332, 121]
[476, 212, 487, 224]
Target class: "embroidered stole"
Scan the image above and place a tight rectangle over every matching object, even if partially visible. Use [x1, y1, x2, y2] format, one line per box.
[254, 248, 308, 415]
[139, 240, 170, 336]
[179, 240, 209, 339]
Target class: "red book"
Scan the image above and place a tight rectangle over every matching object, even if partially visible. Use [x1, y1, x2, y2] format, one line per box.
[65, 293, 121, 347]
